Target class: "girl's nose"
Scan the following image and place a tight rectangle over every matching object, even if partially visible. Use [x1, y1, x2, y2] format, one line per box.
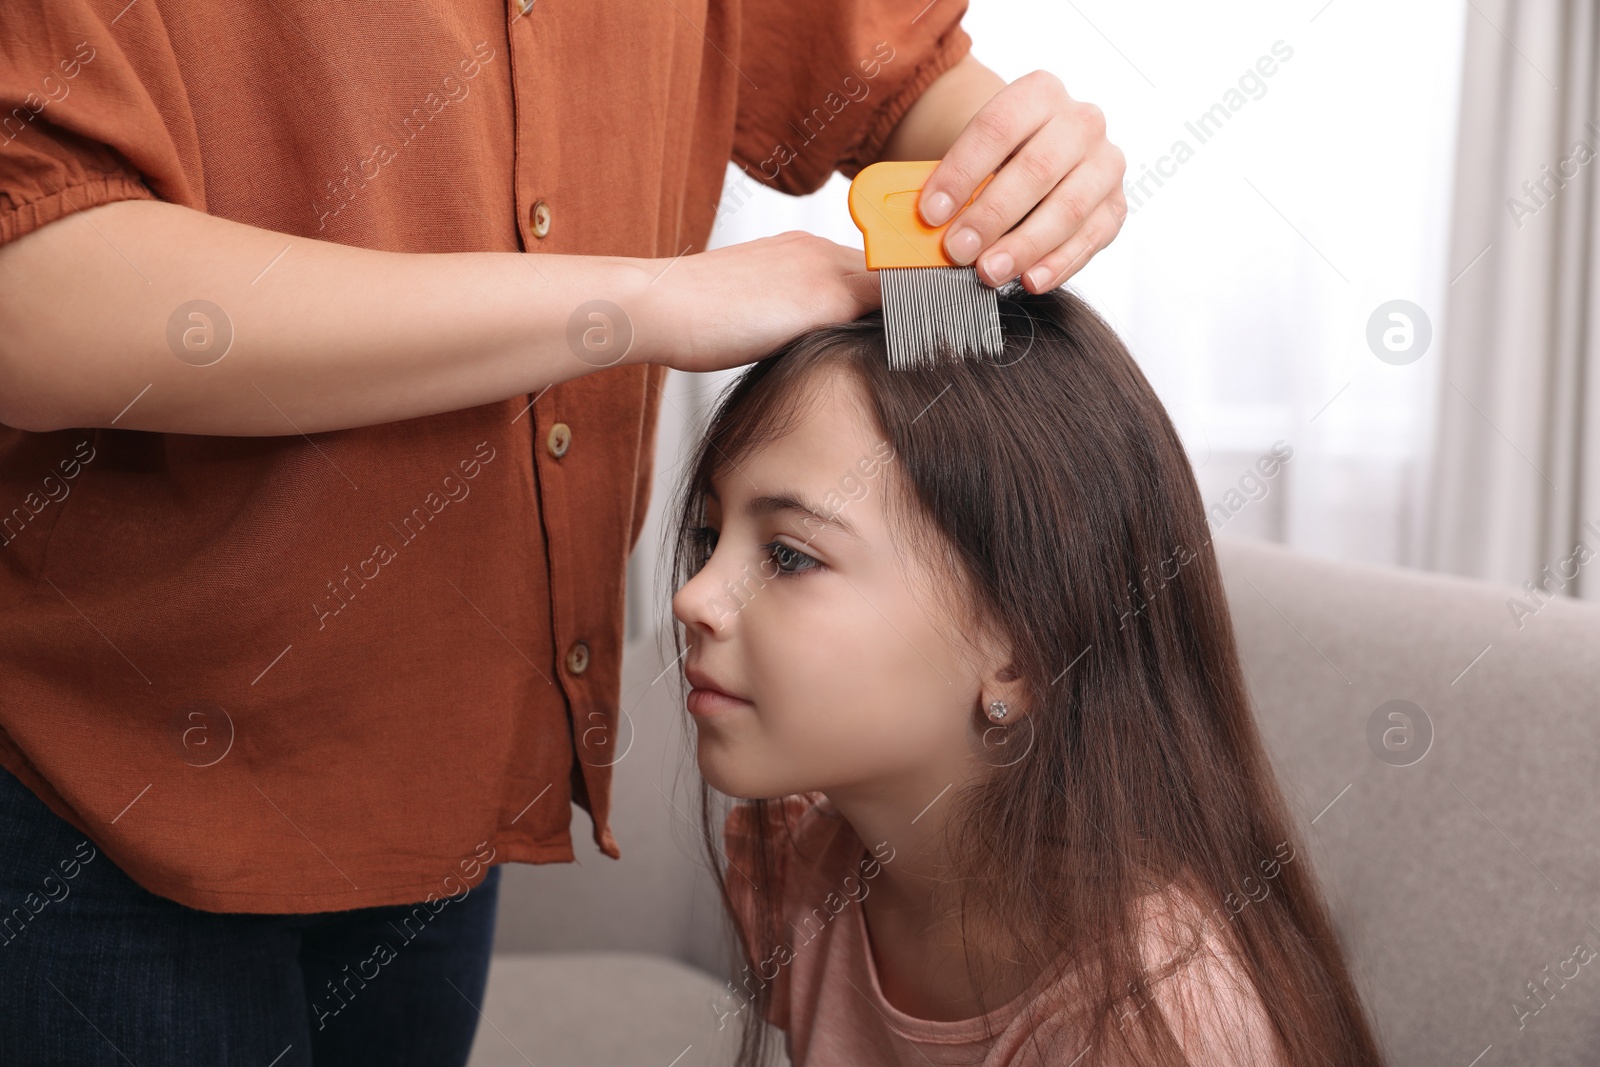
[671, 568, 727, 635]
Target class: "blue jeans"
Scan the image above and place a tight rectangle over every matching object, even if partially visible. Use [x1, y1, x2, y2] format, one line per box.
[0, 764, 502, 1066]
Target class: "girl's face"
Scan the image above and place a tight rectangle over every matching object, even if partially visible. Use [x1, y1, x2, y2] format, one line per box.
[671, 367, 1003, 802]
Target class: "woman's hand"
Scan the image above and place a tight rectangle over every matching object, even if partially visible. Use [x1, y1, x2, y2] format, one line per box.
[911, 69, 1128, 293]
[635, 232, 881, 375]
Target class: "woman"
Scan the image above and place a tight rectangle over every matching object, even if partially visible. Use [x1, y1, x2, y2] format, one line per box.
[0, 0, 1127, 1062]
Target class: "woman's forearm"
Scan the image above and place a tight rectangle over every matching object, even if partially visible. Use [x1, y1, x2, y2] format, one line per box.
[878, 52, 1006, 164]
[0, 199, 659, 436]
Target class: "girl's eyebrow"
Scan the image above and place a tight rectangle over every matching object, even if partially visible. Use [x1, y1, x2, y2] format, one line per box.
[706, 485, 863, 542]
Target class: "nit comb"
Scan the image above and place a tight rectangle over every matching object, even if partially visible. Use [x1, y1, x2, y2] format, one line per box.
[847, 160, 1004, 371]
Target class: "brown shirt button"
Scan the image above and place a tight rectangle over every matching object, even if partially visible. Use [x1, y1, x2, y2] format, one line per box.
[546, 421, 571, 458]
[530, 198, 551, 238]
[565, 640, 590, 675]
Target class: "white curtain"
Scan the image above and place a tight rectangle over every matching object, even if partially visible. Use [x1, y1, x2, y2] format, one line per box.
[1422, 0, 1600, 602]
[627, 0, 1473, 639]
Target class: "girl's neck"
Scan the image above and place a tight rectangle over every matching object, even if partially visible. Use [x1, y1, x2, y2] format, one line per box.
[822, 776, 959, 922]
[825, 780, 1042, 1022]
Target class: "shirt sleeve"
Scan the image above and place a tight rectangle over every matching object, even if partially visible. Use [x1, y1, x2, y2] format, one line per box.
[732, 0, 974, 197]
[0, 0, 200, 246]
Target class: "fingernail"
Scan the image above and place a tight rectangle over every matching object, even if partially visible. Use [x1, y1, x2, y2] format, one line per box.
[1025, 265, 1055, 290]
[946, 227, 981, 265]
[922, 191, 955, 226]
[982, 251, 1014, 283]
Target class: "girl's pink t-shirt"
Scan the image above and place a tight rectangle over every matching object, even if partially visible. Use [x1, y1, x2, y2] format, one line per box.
[722, 792, 1286, 1067]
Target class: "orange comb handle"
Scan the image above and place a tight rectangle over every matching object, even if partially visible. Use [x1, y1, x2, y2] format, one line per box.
[848, 160, 994, 270]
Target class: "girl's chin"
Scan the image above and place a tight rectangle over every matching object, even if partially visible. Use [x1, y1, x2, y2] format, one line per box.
[696, 740, 784, 801]
[698, 758, 757, 800]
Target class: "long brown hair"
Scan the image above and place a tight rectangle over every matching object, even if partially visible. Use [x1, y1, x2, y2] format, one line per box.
[659, 286, 1386, 1066]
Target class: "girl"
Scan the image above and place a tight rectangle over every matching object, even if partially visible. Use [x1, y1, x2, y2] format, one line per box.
[665, 285, 1387, 1066]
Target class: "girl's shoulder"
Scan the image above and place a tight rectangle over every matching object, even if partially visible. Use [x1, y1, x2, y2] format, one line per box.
[1130, 883, 1287, 1067]
[1012, 885, 1284, 1067]
[721, 791, 853, 894]
[722, 789, 834, 842]
[719, 793, 857, 1037]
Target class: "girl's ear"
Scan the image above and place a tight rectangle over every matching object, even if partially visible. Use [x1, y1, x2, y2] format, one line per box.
[968, 614, 1030, 720]
[980, 662, 1031, 723]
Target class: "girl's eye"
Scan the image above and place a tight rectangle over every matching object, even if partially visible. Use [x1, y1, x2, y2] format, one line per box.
[763, 540, 821, 577]
[688, 527, 821, 577]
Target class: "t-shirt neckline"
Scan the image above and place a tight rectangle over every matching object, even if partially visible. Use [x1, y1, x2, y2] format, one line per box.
[847, 836, 1067, 1046]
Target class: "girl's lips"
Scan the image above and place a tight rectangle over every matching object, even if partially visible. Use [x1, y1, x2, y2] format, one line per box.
[687, 687, 752, 717]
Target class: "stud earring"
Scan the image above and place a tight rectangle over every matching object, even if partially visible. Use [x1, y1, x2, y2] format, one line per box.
[987, 700, 1010, 723]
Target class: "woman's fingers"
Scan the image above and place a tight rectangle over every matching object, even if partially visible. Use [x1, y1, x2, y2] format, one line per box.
[651, 233, 881, 374]
[976, 133, 1125, 287]
[916, 71, 1128, 287]
[1017, 196, 1128, 292]
[918, 70, 1061, 235]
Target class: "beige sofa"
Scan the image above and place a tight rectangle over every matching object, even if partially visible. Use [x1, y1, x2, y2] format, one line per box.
[468, 536, 1600, 1067]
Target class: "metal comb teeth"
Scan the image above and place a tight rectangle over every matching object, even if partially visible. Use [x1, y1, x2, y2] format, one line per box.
[880, 265, 1004, 372]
